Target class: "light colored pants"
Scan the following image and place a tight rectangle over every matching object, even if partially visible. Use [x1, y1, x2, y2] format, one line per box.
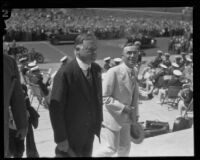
[94, 124, 131, 157]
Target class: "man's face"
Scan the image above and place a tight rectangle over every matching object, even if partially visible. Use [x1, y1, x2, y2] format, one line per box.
[122, 45, 139, 68]
[76, 39, 97, 64]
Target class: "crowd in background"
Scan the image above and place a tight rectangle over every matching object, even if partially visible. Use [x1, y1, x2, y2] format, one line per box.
[5, 8, 193, 41]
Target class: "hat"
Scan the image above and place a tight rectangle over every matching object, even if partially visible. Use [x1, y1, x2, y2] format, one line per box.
[114, 58, 122, 63]
[60, 56, 68, 62]
[28, 61, 37, 68]
[164, 52, 170, 57]
[172, 62, 179, 68]
[130, 123, 145, 144]
[30, 66, 39, 72]
[134, 41, 141, 46]
[19, 57, 27, 63]
[173, 70, 182, 76]
[160, 63, 167, 69]
[104, 57, 111, 61]
[157, 50, 163, 54]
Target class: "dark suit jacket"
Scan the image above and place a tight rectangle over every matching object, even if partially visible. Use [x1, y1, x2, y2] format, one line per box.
[49, 59, 103, 150]
[4, 54, 28, 156]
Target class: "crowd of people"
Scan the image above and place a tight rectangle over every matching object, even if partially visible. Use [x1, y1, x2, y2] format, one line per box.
[4, 8, 192, 41]
[4, 9, 193, 158]
[168, 35, 193, 54]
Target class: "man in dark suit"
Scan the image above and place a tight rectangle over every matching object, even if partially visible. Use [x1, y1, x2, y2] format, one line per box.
[4, 53, 28, 157]
[49, 33, 103, 157]
[3, 8, 28, 157]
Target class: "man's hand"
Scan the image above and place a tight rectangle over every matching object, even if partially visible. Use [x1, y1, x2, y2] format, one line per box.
[57, 139, 69, 152]
[123, 105, 135, 114]
[15, 128, 28, 140]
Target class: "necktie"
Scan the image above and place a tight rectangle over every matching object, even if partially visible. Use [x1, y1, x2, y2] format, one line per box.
[86, 68, 91, 80]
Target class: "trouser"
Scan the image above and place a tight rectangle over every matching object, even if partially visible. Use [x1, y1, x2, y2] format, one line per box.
[8, 129, 25, 158]
[55, 125, 95, 157]
[94, 124, 131, 157]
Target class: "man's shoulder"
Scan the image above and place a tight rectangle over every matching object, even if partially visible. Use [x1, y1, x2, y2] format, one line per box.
[60, 59, 76, 73]
[92, 62, 102, 72]
[4, 53, 16, 67]
[107, 64, 122, 75]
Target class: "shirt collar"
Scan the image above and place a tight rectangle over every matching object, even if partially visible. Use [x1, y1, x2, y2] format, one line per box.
[121, 62, 136, 74]
[76, 57, 91, 71]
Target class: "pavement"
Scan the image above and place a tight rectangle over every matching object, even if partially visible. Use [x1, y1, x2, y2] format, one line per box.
[22, 62, 194, 157]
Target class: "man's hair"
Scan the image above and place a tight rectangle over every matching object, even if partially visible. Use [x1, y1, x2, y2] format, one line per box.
[123, 42, 135, 49]
[74, 32, 97, 47]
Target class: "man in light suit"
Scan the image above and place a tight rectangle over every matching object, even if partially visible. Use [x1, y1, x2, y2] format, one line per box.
[94, 43, 139, 157]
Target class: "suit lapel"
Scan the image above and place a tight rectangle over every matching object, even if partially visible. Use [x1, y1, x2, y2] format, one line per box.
[119, 65, 133, 95]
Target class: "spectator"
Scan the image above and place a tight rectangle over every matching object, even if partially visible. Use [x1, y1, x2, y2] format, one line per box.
[4, 53, 28, 157]
[103, 57, 112, 72]
[162, 52, 172, 68]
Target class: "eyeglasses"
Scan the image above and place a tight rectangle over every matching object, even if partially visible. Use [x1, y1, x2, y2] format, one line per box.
[76, 46, 97, 53]
[126, 51, 138, 55]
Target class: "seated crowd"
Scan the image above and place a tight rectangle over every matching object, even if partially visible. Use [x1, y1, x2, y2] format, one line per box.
[4, 8, 192, 41]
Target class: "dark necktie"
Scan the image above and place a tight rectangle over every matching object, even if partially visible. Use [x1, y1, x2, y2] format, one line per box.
[86, 68, 92, 80]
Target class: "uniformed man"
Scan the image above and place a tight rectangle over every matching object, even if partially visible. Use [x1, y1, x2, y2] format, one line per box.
[149, 50, 163, 68]
[167, 70, 183, 87]
[174, 56, 182, 67]
[152, 63, 169, 89]
[162, 52, 171, 67]
[157, 70, 183, 104]
[103, 57, 112, 72]
[179, 52, 187, 68]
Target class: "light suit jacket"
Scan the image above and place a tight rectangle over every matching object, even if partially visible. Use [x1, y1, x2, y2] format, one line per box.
[102, 62, 139, 131]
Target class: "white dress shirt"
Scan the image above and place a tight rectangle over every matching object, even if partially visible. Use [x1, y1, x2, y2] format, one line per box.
[76, 57, 91, 77]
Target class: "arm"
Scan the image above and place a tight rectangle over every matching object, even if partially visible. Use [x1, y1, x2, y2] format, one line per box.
[10, 58, 28, 139]
[49, 69, 68, 144]
[102, 69, 126, 116]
